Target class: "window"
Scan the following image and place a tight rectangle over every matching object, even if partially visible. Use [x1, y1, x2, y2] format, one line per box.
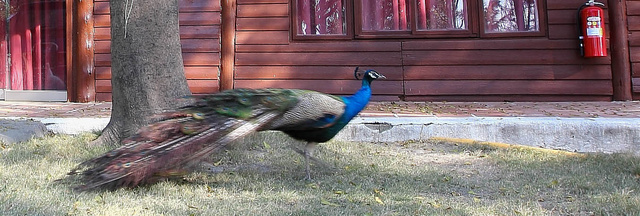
[481, 0, 541, 37]
[412, 0, 473, 36]
[292, 0, 545, 39]
[415, 0, 469, 30]
[356, 0, 410, 33]
[292, 0, 352, 39]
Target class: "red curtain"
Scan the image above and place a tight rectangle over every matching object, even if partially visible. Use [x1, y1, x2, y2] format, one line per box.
[2, 0, 65, 91]
[297, 0, 345, 35]
[361, 0, 409, 31]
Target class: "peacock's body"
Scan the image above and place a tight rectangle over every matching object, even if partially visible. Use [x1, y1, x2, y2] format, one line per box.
[70, 68, 385, 190]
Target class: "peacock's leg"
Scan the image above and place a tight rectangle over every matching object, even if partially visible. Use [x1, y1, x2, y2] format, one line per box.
[304, 142, 317, 180]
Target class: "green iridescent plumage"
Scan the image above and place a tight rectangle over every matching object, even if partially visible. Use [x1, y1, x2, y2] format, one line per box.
[69, 68, 385, 190]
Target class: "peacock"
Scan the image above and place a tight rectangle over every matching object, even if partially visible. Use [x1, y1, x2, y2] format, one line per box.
[69, 68, 385, 190]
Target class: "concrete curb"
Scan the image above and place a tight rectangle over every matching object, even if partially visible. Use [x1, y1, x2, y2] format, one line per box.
[336, 117, 640, 154]
[2, 116, 639, 154]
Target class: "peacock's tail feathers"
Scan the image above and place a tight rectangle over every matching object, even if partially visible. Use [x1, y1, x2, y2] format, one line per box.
[71, 89, 300, 190]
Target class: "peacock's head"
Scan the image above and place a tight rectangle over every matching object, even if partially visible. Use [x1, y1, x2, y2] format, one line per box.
[354, 67, 386, 81]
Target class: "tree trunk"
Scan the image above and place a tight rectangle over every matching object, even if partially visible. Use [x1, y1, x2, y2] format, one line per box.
[93, 0, 190, 146]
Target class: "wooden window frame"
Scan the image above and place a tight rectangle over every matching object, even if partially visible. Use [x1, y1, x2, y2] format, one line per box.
[353, 0, 412, 38]
[478, 0, 547, 38]
[291, 0, 546, 40]
[353, 0, 479, 39]
[409, 0, 479, 38]
[290, 0, 354, 40]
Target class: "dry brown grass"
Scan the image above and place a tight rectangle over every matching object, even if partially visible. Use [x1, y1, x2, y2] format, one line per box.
[1, 132, 639, 215]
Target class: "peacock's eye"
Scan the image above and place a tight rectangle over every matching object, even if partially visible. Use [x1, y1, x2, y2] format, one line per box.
[122, 162, 132, 168]
[192, 112, 205, 120]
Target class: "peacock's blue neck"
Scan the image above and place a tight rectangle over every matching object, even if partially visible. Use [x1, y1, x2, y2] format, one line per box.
[285, 77, 375, 143]
[339, 79, 373, 123]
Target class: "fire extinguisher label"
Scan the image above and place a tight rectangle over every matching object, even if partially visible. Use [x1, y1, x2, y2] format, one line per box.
[586, 16, 602, 36]
[586, 28, 602, 36]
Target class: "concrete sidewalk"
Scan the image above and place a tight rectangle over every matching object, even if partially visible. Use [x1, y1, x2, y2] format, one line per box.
[1, 101, 639, 154]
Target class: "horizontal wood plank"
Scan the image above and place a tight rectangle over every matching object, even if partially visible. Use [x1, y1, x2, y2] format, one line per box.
[94, 0, 221, 13]
[96, 93, 112, 102]
[96, 53, 220, 67]
[547, 10, 576, 25]
[633, 63, 640, 78]
[95, 80, 111, 92]
[634, 78, 640, 93]
[95, 27, 110, 40]
[237, 0, 288, 4]
[95, 67, 111, 79]
[630, 31, 640, 46]
[405, 80, 613, 95]
[629, 16, 640, 31]
[236, 52, 402, 66]
[403, 50, 611, 65]
[547, 9, 608, 25]
[237, 41, 401, 52]
[94, 2, 109, 15]
[548, 24, 609, 40]
[95, 54, 110, 67]
[95, 15, 109, 27]
[95, 66, 219, 80]
[179, 12, 221, 26]
[236, 17, 289, 31]
[236, 31, 289, 45]
[179, 0, 221, 12]
[234, 80, 403, 95]
[180, 39, 221, 52]
[180, 26, 220, 39]
[632, 47, 640, 62]
[184, 66, 220, 79]
[97, 26, 222, 40]
[95, 39, 221, 53]
[235, 66, 403, 80]
[237, 4, 288, 17]
[404, 95, 612, 102]
[95, 41, 109, 54]
[548, 24, 579, 39]
[547, 0, 607, 10]
[95, 12, 220, 27]
[96, 79, 220, 94]
[402, 39, 576, 50]
[187, 79, 220, 94]
[404, 65, 612, 80]
[629, 2, 640, 16]
[183, 53, 221, 66]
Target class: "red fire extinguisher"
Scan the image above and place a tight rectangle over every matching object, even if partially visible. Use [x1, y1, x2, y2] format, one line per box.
[578, 0, 607, 57]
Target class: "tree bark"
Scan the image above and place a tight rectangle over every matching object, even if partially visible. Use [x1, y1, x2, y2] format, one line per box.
[93, 0, 190, 146]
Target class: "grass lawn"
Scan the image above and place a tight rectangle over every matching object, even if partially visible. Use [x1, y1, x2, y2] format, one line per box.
[1, 132, 640, 215]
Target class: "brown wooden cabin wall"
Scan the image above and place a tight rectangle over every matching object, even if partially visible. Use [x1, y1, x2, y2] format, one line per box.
[234, 0, 614, 102]
[234, 0, 404, 101]
[91, 0, 617, 102]
[93, 0, 221, 101]
[629, 0, 640, 99]
[405, 0, 612, 101]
